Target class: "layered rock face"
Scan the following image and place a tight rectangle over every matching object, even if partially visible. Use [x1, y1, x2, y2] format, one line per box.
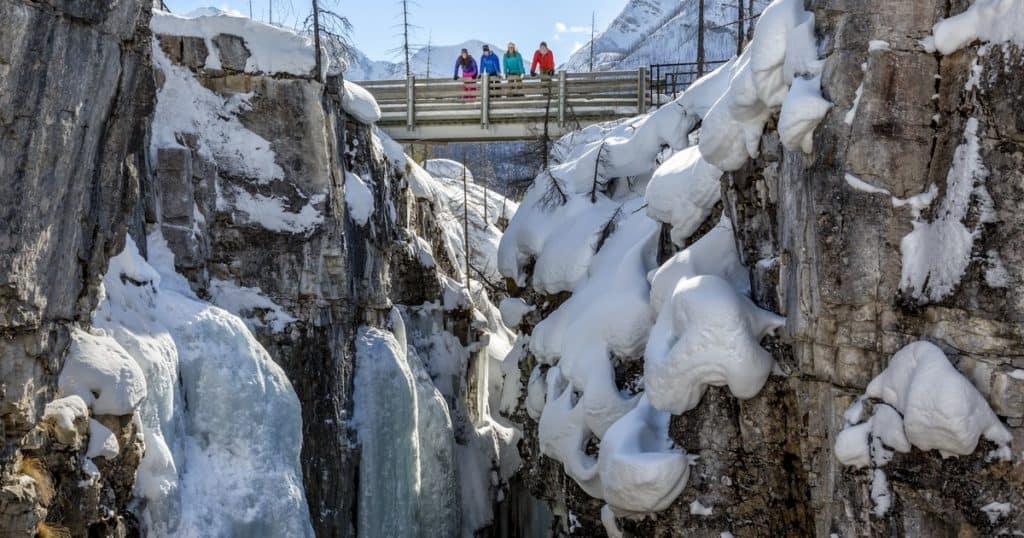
[502, 1, 1024, 537]
[718, 1, 1024, 535]
[0, 0, 154, 535]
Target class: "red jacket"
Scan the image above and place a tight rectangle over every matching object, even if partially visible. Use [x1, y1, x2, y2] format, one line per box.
[531, 49, 555, 72]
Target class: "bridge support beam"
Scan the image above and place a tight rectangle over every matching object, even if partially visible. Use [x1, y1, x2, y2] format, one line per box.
[637, 67, 647, 114]
[557, 71, 566, 126]
[406, 75, 416, 130]
[481, 73, 490, 128]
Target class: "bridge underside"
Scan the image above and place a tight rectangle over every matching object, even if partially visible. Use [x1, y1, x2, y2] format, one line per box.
[376, 117, 618, 143]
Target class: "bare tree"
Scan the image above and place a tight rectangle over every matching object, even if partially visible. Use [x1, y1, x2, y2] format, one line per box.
[736, 0, 745, 56]
[696, 0, 706, 76]
[305, 0, 353, 81]
[589, 11, 596, 72]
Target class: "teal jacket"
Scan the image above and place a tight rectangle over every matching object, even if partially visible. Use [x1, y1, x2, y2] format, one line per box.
[503, 52, 525, 75]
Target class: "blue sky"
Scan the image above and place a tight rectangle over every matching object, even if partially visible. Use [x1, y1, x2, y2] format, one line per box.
[165, 0, 627, 61]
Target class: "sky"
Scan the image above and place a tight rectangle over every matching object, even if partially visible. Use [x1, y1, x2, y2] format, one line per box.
[164, 0, 628, 61]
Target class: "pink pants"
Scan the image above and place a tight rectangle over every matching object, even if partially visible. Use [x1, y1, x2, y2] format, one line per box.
[462, 74, 477, 100]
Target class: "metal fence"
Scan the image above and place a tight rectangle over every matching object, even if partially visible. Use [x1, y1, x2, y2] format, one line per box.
[647, 60, 729, 107]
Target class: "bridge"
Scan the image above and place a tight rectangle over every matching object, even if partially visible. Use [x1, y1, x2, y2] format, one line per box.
[357, 69, 649, 143]
[356, 62, 720, 143]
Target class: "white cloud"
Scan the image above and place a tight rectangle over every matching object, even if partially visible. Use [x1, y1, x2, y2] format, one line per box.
[571, 41, 584, 53]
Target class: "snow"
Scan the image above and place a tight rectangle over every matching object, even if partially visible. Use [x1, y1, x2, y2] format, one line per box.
[778, 75, 832, 153]
[645, 147, 724, 246]
[498, 298, 534, 328]
[870, 469, 891, 517]
[900, 118, 990, 302]
[426, 159, 475, 184]
[344, 171, 376, 225]
[843, 173, 891, 196]
[151, 40, 286, 184]
[845, 81, 864, 125]
[864, 341, 1011, 458]
[222, 186, 325, 234]
[86, 419, 120, 460]
[209, 278, 297, 332]
[644, 274, 783, 414]
[59, 329, 147, 416]
[931, 0, 1024, 55]
[690, 499, 714, 516]
[981, 501, 1013, 524]
[93, 236, 313, 537]
[42, 396, 89, 446]
[151, 10, 319, 77]
[699, 0, 825, 171]
[1009, 369, 1024, 381]
[342, 80, 382, 124]
[868, 40, 891, 51]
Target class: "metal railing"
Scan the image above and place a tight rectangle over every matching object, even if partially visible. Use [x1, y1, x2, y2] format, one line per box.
[647, 60, 729, 107]
[356, 68, 648, 132]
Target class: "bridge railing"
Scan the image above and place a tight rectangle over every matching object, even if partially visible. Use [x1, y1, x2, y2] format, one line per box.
[647, 60, 729, 107]
[356, 69, 648, 132]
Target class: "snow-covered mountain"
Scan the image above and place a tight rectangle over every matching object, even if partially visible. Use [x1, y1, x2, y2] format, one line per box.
[346, 39, 504, 81]
[563, 0, 770, 72]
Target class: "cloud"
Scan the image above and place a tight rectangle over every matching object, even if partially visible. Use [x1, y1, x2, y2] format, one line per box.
[554, 22, 592, 41]
[571, 41, 584, 53]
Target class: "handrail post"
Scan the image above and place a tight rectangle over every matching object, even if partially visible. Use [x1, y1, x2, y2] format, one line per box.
[637, 67, 647, 114]
[406, 75, 416, 131]
[557, 71, 566, 126]
[481, 73, 490, 128]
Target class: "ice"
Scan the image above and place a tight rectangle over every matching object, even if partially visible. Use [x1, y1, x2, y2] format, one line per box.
[352, 324, 460, 537]
[645, 146, 724, 246]
[94, 237, 313, 537]
[864, 341, 1011, 457]
[152, 10, 320, 76]
[900, 118, 990, 302]
[222, 186, 325, 234]
[778, 75, 832, 154]
[344, 170, 376, 225]
[59, 329, 147, 416]
[151, 40, 286, 184]
[86, 419, 120, 460]
[644, 274, 783, 414]
[42, 396, 89, 446]
[931, 0, 1024, 54]
[981, 501, 1013, 524]
[342, 80, 382, 124]
[209, 278, 297, 333]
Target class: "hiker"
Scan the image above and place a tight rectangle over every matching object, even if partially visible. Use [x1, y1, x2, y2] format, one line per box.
[503, 42, 525, 97]
[479, 44, 502, 96]
[453, 48, 479, 100]
[530, 41, 555, 79]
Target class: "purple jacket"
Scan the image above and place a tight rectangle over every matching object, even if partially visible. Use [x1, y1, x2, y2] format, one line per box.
[454, 57, 478, 78]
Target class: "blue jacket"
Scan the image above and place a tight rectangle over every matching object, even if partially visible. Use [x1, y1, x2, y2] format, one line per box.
[454, 57, 478, 78]
[503, 52, 525, 75]
[479, 52, 501, 75]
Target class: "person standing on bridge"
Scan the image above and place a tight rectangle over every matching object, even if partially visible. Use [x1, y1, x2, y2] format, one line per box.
[479, 45, 502, 97]
[530, 42, 555, 79]
[453, 48, 479, 100]
[503, 42, 525, 97]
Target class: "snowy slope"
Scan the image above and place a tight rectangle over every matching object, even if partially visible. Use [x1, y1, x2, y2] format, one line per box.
[563, 0, 770, 72]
